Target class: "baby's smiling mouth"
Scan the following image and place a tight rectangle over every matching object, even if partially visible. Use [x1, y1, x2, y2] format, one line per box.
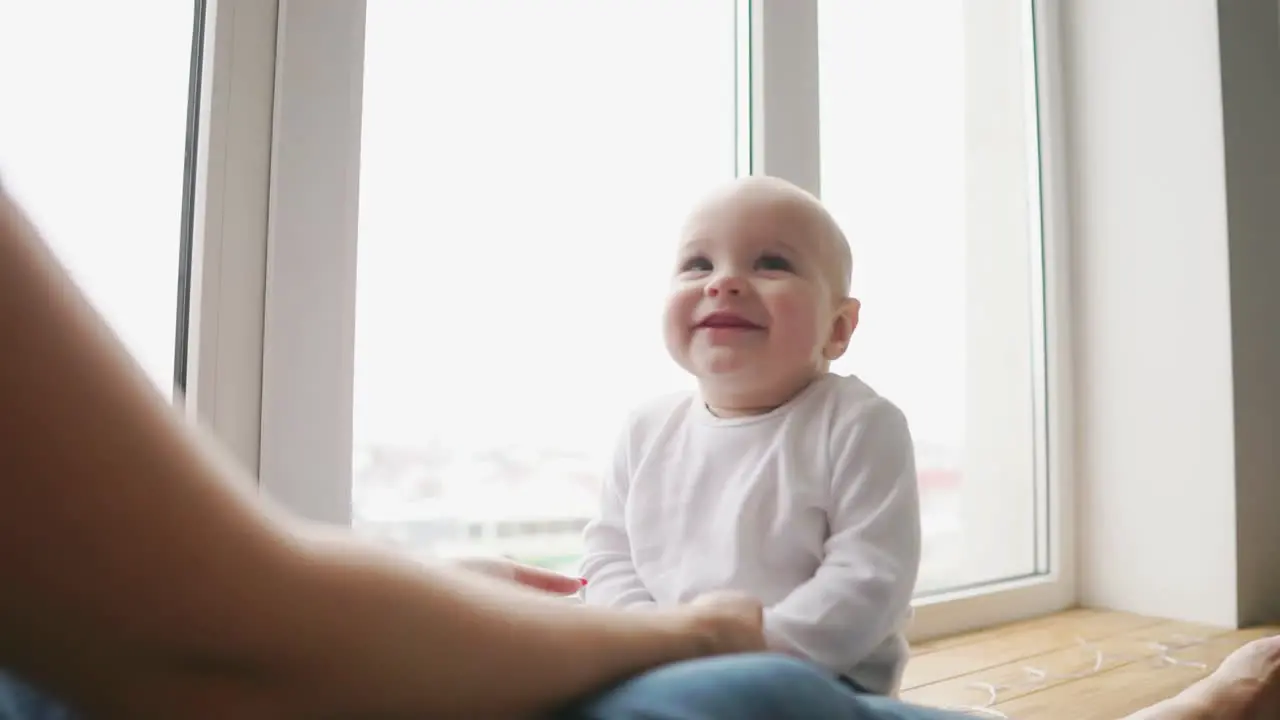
[695, 311, 764, 330]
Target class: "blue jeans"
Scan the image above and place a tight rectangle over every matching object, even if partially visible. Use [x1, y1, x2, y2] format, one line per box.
[0, 673, 72, 720]
[557, 653, 970, 719]
[0, 656, 971, 719]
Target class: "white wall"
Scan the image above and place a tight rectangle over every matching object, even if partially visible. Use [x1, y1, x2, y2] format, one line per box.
[1067, 0, 1280, 627]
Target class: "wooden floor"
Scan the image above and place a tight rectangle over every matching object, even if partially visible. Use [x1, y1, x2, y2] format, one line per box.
[902, 609, 1279, 719]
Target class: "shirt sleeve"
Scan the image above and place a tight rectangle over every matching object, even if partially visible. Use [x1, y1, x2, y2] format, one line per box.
[762, 399, 922, 673]
[578, 424, 657, 608]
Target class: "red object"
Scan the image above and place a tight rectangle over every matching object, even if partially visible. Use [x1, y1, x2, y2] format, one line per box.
[579, 577, 589, 586]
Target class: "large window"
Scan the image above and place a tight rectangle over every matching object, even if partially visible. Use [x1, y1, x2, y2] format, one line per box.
[253, 0, 1069, 632]
[349, 0, 1050, 594]
[0, 0, 1075, 647]
[350, 1, 738, 573]
[818, 1, 1047, 593]
[0, 1, 202, 396]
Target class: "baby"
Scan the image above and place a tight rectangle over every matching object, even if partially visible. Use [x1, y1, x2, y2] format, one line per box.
[580, 175, 922, 696]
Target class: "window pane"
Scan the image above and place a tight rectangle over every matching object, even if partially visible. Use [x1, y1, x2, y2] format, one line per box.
[353, 1, 737, 572]
[819, 0, 1045, 593]
[0, 2, 199, 395]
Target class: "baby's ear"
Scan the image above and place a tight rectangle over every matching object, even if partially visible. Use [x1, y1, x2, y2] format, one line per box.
[823, 298, 860, 361]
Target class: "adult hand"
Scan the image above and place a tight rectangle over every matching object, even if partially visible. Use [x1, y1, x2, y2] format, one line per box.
[453, 556, 585, 595]
[684, 590, 767, 655]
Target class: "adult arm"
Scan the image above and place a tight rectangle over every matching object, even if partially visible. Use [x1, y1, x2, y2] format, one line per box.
[0, 189, 760, 717]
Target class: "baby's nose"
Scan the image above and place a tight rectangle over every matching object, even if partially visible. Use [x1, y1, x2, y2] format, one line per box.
[705, 274, 745, 297]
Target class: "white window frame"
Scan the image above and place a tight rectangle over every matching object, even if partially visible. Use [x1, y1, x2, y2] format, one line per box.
[187, 0, 1077, 641]
[184, 0, 279, 476]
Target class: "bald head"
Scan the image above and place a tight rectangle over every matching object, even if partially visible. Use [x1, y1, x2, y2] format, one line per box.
[681, 175, 852, 298]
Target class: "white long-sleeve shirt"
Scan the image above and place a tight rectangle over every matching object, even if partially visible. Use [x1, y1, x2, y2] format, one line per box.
[580, 373, 921, 695]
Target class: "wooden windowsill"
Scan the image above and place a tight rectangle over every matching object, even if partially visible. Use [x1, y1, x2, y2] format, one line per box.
[902, 608, 1278, 719]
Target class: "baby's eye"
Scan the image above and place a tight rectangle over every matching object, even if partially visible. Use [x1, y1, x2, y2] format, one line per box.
[679, 255, 713, 273]
[756, 253, 793, 272]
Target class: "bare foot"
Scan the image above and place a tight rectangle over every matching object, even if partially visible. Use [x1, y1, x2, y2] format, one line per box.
[1125, 634, 1280, 719]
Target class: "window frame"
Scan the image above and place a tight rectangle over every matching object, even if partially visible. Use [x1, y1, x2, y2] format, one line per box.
[187, 0, 1076, 641]
[183, 0, 280, 474]
[172, 0, 211, 397]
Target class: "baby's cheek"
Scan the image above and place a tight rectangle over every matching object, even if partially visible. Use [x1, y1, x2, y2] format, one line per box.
[663, 289, 700, 327]
[663, 285, 697, 317]
[661, 294, 698, 361]
[767, 293, 823, 340]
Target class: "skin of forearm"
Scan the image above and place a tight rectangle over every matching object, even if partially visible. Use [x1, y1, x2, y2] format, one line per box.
[0, 194, 713, 717]
[0, 188, 340, 713]
[74, 543, 714, 719]
[259, 539, 711, 718]
[0, 196, 290, 651]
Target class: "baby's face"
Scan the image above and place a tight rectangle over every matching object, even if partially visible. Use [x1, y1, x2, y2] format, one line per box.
[663, 181, 857, 412]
